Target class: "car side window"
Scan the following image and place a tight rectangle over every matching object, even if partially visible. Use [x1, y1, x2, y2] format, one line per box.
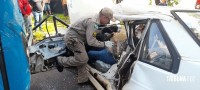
[142, 22, 172, 70]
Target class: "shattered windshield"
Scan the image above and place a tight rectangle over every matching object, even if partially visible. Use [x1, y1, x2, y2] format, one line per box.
[176, 12, 200, 40]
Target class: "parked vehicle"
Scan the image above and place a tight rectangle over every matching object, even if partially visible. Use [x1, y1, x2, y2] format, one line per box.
[0, 0, 30, 89]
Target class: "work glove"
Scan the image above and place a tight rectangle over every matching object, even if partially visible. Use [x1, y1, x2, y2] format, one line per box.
[104, 41, 115, 55]
[105, 41, 114, 48]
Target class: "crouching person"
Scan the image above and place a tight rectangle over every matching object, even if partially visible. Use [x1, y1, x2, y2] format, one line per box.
[56, 7, 115, 84]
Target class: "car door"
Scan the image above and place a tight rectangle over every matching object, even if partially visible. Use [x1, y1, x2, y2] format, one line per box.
[122, 19, 181, 90]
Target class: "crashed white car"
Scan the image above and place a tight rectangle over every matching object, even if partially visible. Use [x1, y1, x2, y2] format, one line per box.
[28, 3, 200, 90]
[86, 7, 200, 90]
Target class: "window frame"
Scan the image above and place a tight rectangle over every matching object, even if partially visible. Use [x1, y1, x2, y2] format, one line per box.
[171, 10, 200, 47]
[124, 20, 148, 50]
[139, 19, 180, 74]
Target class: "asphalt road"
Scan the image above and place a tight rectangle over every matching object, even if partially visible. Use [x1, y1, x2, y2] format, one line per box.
[31, 68, 95, 90]
[30, 29, 95, 90]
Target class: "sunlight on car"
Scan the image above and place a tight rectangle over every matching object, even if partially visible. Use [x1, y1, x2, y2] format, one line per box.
[176, 12, 200, 40]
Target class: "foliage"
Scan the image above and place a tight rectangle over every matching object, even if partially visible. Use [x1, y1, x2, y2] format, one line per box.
[149, 0, 179, 6]
[32, 13, 69, 41]
[33, 30, 46, 41]
[167, 0, 179, 6]
[149, 0, 152, 5]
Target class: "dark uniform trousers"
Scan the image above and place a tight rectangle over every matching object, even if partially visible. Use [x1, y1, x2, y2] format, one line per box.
[58, 36, 89, 83]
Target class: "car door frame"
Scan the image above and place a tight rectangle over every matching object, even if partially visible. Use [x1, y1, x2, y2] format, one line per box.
[171, 10, 200, 47]
[122, 19, 181, 90]
[138, 19, 181, 73]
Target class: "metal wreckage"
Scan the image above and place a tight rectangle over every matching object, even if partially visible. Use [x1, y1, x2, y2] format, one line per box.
[28, 8, 200, 90]
[27, 1, 200, 89]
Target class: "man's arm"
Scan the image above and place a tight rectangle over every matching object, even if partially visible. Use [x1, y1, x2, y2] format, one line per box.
[86, 20, 105, 47]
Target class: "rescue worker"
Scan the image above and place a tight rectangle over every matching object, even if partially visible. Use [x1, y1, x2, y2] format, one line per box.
[56, 7, 114, 84]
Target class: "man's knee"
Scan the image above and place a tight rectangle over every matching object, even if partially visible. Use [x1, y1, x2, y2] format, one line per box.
[78, 55, 89, 64]
[81, 57, 89, 64]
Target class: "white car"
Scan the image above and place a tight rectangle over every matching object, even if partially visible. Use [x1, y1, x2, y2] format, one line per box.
[29, 2, 200, 89]
[87, 7, 200, 90]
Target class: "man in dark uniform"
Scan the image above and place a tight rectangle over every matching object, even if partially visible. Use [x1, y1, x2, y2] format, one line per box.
[56, 7, 114, 84]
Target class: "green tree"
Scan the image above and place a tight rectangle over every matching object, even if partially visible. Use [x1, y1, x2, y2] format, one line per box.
[167, 0, 179, 6]
[149, 0, 179, 6]
[149, 0, 152, 5]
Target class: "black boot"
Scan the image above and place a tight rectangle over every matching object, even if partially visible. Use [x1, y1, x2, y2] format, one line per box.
[55, 57, 64, 72]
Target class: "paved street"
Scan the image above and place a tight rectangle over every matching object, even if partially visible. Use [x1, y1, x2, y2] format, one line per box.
[31, 68, 95, 90]
[30, 28, 95, 90]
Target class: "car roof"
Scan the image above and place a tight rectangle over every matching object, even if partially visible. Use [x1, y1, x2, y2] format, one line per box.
[114, 6, 196, 21]
[114, 13, 173, 21]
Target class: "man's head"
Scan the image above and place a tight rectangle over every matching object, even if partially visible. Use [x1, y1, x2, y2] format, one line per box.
[99, 7, 114, 25]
